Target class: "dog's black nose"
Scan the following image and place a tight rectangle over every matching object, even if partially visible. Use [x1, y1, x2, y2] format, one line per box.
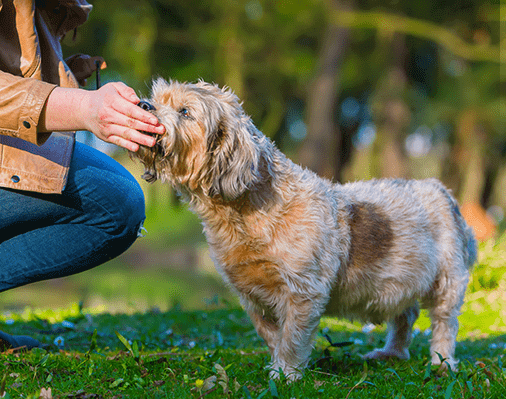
[137, 101, 156, 111]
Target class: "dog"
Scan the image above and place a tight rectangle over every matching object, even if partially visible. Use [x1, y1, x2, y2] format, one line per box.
[132, 79, 477, 380]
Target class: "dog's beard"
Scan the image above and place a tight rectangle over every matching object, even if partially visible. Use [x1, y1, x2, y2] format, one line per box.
[133, 100, 166, 182]
[135, 137, 166, 183]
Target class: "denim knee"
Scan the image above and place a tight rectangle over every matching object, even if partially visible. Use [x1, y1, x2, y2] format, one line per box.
[108, 174, 146, 241]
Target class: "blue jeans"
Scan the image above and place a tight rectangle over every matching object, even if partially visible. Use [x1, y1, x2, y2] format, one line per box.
[0, 142, 146, 293]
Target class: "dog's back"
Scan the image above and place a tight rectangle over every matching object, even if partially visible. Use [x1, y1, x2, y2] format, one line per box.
[343, 178, 476, 270]
[398, 178, 476, 270]
[329, 178, 476, 322]
[327, 178, 476, 369]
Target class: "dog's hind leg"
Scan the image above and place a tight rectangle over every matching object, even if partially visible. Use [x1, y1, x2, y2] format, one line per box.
[363, 303, 420, 361]
[428, 267, 469, 370]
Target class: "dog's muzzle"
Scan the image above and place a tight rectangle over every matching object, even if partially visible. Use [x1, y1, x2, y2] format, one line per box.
[137, 101, 165, 156]
[137, 100, 156, 112]
[137, 100, 158, 138]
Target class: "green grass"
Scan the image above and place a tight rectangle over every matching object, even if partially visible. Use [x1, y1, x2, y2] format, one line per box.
[1, 236, 505, 398]
[1, 305, 504, 398]
[0, 261, 233, 315]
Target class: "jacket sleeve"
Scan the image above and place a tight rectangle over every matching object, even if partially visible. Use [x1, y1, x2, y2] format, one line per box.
[0, 70, 57, 146]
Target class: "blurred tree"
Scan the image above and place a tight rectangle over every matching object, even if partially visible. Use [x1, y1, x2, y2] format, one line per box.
[63, 0, 157, 88]
[61, 0, 505, 220]
[297, 0, 354, 182]
[433, 61, 503, 207]
[336, 0, 504, 210]
[369, 33, 411, 179]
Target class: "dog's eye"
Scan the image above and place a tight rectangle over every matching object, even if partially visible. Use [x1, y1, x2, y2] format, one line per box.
[179, 108, 191, 119]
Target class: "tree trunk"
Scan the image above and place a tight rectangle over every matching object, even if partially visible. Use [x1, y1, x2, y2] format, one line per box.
[297, 0, 353, 182]
[216, 0, 245, 98]
[454, 109, 488, 204]
[370, 33, 411, 179]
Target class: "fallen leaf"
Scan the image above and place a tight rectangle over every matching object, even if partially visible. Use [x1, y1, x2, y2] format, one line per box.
[40, 387, 53, 399]
[202, 376, 217, 391]
[214, 364, 228, 383]
[233, 378, 241, 392]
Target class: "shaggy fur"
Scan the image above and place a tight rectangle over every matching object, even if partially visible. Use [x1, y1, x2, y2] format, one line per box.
[132, 79, 477, 380]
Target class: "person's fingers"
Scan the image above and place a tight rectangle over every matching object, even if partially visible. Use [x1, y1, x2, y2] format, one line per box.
[109, 98, 165, 135]
[119, 127, 157, 147]
[97, 105, 164, 137]
[109, 81, 140, 103]
[99, 121, 157, 147]
[85, 82, 165, 149]
[106, 134, 140, 152]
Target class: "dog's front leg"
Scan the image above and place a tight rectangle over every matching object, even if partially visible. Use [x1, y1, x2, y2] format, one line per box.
[268, 295, 323, 381]
[243, 301, 281, 356]
[244, 294, 321, 381]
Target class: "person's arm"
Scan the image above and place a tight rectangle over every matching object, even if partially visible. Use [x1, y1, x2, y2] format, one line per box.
[0, 70, 56, 146]
[39, 82, 165, 152]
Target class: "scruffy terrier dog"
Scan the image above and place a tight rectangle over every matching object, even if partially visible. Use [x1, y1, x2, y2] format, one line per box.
[132, 79, 477, 380]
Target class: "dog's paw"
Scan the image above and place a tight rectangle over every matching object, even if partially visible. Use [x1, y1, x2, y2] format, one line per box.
[268, 365, 302, 382]
[363, 348, 410, 361]
[431, 353, 459, 372]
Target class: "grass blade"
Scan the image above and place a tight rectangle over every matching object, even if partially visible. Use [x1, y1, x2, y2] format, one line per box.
[444, 380, 457, 399]
[115, 331, 132, 353]
[269, 379, 279, 398]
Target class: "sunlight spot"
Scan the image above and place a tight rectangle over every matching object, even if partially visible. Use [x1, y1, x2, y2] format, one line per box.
[405, 126, 432, 157]
[288, 119, 307, 141]
[245, 0, 263, 21]
[353, 123, 376, 149]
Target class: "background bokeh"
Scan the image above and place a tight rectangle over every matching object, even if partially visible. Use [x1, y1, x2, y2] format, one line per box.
[1, 0, 504, 314]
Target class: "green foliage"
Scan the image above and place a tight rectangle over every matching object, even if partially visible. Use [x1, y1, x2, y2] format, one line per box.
[61, 0, 505, 208]
[469, 234, 506, 293]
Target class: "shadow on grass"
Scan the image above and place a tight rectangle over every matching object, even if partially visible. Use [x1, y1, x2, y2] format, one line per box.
[0, 306, 257, 354]
[311, 327, 506, 372]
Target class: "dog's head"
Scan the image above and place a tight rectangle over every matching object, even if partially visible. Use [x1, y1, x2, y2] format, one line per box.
[133, 78, 267, 200]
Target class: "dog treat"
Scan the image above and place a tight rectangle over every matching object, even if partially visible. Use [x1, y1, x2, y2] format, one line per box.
[132, 79, 477, 380]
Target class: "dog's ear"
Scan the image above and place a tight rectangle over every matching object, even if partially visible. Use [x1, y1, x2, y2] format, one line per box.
[204, 85, 262, 200]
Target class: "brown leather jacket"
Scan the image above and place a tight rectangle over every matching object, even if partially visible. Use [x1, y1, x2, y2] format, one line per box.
[0, 0, 92, 193]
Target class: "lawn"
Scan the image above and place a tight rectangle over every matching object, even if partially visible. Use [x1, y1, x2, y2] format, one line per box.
[1, 234, 505, 398]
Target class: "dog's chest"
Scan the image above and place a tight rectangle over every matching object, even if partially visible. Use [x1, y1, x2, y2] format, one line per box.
[203, 199, 326, 298]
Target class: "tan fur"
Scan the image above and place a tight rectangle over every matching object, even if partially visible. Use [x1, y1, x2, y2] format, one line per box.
[132, 79, 477, 380]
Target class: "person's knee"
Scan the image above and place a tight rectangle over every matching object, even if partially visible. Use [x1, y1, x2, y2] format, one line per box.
[110, 174, 146, 241]
[82, 170, 146, 243]
[68, 143, 146, 240]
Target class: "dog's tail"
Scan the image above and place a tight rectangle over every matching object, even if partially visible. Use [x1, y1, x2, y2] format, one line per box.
[455, 205, 478, 269]
[442, 188, 478, 270]
[425, 179, 477, 270]
[459, 217, 478, 269]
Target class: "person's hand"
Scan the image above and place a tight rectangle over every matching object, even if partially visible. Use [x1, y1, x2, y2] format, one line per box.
[40, 83, 165, 152]
[81, 82, 165, 151]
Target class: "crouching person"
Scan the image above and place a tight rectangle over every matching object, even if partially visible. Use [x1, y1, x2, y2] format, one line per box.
[0, 0, 164, 350]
